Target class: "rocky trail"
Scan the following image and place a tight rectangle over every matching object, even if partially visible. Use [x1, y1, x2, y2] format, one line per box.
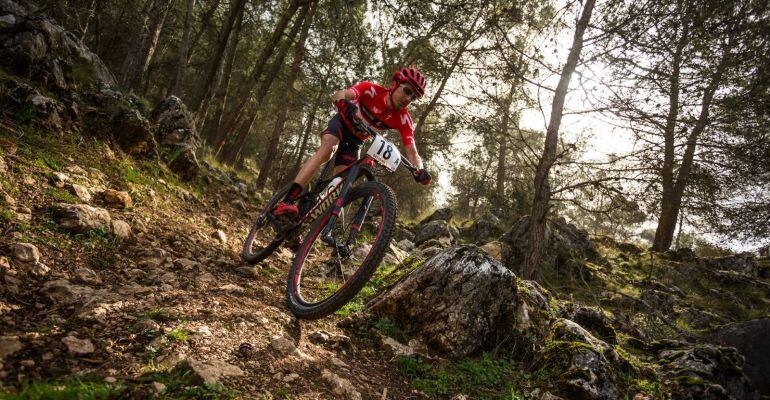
[0, 133, 423, 399]
[1, 1, 770, 398]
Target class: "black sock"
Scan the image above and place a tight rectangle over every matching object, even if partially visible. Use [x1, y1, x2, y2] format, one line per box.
[283, 182, 303, 203]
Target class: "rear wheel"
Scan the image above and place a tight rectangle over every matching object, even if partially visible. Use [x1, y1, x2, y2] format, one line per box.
[241, 184, 291, 264]
[286, 181, 397, 319]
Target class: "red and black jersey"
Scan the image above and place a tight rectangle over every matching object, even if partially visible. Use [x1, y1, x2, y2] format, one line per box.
[348, 81, 415, 146]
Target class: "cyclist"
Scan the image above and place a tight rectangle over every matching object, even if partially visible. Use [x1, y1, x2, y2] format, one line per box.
[272, 66, 433, 221]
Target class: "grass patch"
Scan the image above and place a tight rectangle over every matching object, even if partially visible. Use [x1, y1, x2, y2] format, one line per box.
[0, 208, 14, 227]
[372, 317, 409, 342]
[396, 353, 525, 399]
[0, 175, 20, 195]
[166, 328, 190, 343]
[33, 153, 62, 171]
[140, 367, 238, 399]
[1, 376, 125, 400]
[140, 308, 173, 322]
[333, 257, 427, 318]
[44, 187, 78, 204]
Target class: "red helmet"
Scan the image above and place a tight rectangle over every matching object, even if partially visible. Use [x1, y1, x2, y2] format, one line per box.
[392, 66, 426, 98]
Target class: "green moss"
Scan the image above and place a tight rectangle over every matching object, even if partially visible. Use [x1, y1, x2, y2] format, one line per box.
[0, 208, 14, 227]
[139, 367, 238, 399]
[1, 377, 125, 400]
[396, 354, 524, 399]
[166, 328, 190, 343]
[372, 318, 409, 342]
[44, 187, 77, 204]
[673, 375, 706, 386]
[139, 308, 172, 322]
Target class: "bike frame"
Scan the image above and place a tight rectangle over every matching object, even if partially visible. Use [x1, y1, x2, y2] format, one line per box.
[290, 122, 417, 258]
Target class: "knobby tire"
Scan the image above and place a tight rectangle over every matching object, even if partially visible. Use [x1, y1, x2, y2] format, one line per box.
[286, 181, 397, 319]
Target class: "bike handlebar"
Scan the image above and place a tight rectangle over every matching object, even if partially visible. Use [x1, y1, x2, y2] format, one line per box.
[354, 117, 419, 174]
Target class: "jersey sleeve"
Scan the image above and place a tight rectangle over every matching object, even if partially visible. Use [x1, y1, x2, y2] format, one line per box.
[348, 81, 374, 99]
[398, 111, 415, 146]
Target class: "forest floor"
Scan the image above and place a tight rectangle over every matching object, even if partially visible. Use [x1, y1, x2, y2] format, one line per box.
[2, 127, 769, 400]
[0, 129, 427, 399]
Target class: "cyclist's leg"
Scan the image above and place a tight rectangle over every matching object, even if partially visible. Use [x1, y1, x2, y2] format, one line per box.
[279, 116, 344, 209]
[332, 133, 364, 175]
[295, 133, 339, 188]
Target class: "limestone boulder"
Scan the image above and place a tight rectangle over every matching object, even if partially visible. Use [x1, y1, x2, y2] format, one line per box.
[414, 220, 452, 246]
[712, 318, 770, 395]
[112, 110, 157, 157]
[704, 253, 758, 277]
[418, 207, 453, 225]
[0, 3, 115, 90]
[370, 246, 521, 356]
[149, 96, 201, 180]
[465, 212, 506, 243]
[501, 216, 601, 275]
[532, 319, 633, 400]
[51, 203, 111, 232]
[657, 344, 759, 400]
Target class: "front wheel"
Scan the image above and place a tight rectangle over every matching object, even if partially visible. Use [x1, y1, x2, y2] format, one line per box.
[286, 181, 397, 319]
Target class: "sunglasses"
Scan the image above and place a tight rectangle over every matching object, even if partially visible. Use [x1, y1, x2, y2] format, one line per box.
[400, 84, 420, 101]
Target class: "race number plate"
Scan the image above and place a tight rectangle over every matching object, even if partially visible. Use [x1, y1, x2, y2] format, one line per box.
[366, 135, 401, 172]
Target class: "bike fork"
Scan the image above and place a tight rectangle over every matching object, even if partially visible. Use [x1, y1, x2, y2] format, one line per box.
[345, 196, 373, 247]
[321, 165, 360, 251]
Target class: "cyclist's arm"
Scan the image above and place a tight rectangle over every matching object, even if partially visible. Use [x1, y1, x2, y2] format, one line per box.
[403, 142, 424, 169]
[331, 89, 355, 104]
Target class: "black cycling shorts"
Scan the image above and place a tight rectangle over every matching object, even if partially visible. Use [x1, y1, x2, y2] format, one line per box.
[321, 114, 364, 167]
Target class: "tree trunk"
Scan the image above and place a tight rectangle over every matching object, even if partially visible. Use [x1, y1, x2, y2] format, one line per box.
[674, 207, 685, 249]
[221, 1, 310, 165]
[119, 0, 173, 93]
[206, 6, 246, 151]
[170, 0, 196, 96]
[255, 1, 316, 189]
[118, 0, 153, 90]
[413, 10, 482, 138]
[187, 0, 223, 63]
[80, 0, 98, 42]
[191, 0, 247, 113]
[219, 0, 301, 139]
[496, 84, 516, 199]
[93, 0, 101, 53]
[523, 0, 595, 279]
[652, 27, 734, 251]
[293, 90, 324, 175]
[652, 20, 689, 252]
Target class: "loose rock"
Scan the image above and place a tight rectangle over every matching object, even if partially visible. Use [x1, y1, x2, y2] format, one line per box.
[270, 335, 297, 356]
[10, 242, 40, 264]
[51, 203, 111, 232]
[321, 369, 362, 400]
[67, 183, 92, 203]
[0, 337, 23, 359]
[102, 189, 132, 209]
[50, 172, 69, 188]
[181, 358, 244, 385]
[61, 335, 95, 355]
[414, 220, 452, 246]
[111, 219, 131, 239]
[212, 229, 227, 244]
[73, 268, 101, 284]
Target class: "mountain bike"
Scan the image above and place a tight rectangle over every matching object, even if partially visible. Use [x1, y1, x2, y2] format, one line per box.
[242, 118, 418, 319]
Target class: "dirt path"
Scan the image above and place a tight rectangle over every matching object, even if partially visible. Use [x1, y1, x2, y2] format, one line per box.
[0, 134, 415, 399]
